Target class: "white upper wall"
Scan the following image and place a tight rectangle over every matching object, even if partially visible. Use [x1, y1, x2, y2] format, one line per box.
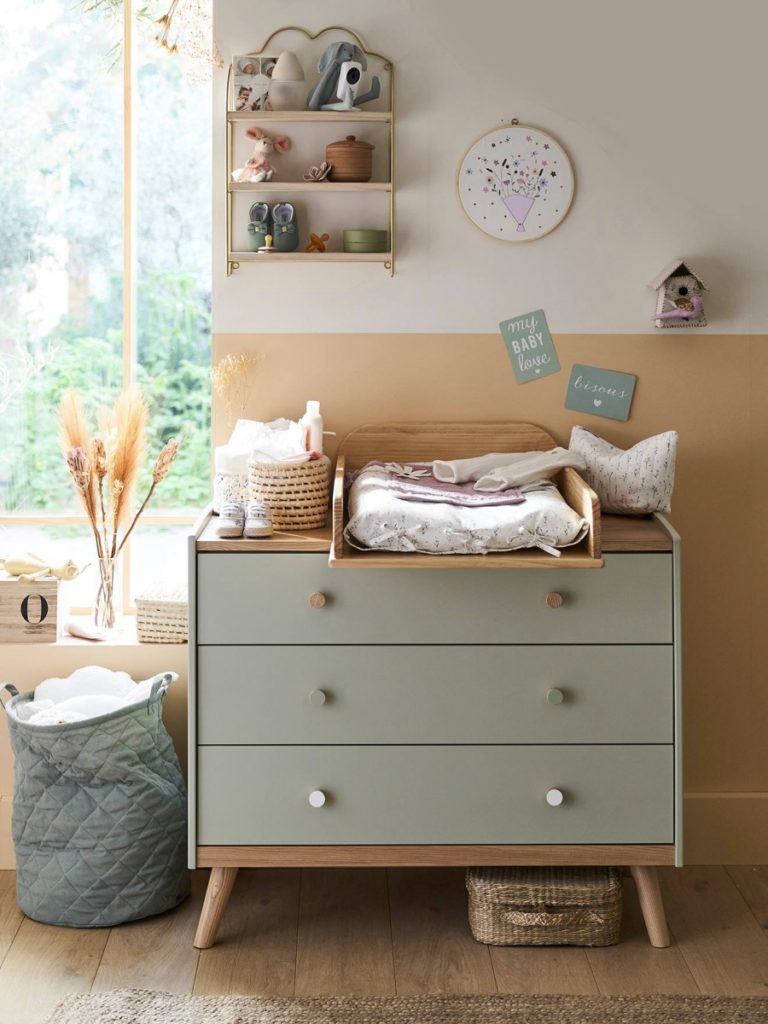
[213, 0, 768, 334]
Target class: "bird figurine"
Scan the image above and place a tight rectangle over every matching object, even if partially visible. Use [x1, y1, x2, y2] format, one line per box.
[652, 293, 704, 321]
[305, 232, 330, 253]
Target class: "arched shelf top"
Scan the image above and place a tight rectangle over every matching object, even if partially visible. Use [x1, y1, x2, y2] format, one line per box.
[243, 25, 392, 70]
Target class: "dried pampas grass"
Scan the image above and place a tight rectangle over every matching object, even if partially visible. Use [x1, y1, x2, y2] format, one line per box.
[59, 387, 180, 568]
[102, 386, 147, 539]
[59, 390, 99, 522]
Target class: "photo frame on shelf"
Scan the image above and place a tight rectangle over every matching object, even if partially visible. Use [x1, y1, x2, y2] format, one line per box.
[458, 120, 575, 241]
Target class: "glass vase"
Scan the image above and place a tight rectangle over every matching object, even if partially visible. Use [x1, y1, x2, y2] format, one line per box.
[94, 556, 121, 632]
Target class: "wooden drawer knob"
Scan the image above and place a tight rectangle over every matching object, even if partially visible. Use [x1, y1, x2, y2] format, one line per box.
[309, 592, 327, 609]
[546, 687, 565, 705]
[546, 788, 565, 807]
[308, 789, 327, 808]
[309, 688, 327, 707]
[545, 591, 564, 609]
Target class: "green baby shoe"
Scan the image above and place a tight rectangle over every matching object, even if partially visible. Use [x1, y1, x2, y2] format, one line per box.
[247, 202, 269, 251]
[272, 202, 298, 252]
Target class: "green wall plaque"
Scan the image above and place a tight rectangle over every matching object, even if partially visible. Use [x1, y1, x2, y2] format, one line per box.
[565, 364, 637, 421]
[499, 309, 560, 384]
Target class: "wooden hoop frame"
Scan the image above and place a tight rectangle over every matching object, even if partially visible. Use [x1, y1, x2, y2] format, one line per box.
[456, 120, 576, 243]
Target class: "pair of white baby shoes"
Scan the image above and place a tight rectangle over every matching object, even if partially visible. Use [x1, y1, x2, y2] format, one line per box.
[216, 500, 273, 539]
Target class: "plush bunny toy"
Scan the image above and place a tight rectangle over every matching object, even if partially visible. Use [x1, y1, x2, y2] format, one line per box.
[231, 127, 291, 183]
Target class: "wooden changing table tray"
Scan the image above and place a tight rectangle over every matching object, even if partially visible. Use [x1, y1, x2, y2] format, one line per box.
[330, 421, 603, 568]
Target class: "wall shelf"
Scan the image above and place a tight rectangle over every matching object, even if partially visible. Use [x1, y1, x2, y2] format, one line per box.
[226, 27, 394, 276]
[229, 181, 392, 193]
[229, 251, 392, 266]
[228, 110, 392, 124]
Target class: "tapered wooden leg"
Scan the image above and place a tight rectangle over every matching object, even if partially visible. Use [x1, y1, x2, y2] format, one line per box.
[194, 867, 239, 949]
[630, 866, 670, 948]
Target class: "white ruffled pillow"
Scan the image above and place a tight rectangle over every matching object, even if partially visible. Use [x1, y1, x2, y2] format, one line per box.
[569, 425, 678, 515]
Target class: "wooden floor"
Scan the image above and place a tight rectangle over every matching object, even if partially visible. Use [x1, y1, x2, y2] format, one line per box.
[0, 866, 767, 1024]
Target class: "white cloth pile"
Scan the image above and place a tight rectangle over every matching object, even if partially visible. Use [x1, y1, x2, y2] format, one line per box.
[214, 417, 306, 477]
[433, 447, 586, 492]
[10, 666, 163, 726]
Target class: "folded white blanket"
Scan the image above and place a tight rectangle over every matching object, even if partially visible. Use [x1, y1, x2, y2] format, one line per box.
[10, 666, 169, 726]
[35, 665, 136, 704]
[433, 448, 586, 491]
[27, 708, 87, 726]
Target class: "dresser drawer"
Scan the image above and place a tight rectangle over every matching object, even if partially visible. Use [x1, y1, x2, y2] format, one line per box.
[197, 644, 673, 745]
[196, 553, 672, 645]
[197, 744, 674, 845]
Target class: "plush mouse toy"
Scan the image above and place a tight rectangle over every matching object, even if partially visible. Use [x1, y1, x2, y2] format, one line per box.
[231, 127, 291, 183]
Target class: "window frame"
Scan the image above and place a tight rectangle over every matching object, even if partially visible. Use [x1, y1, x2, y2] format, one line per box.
[0, 0, 201, 614]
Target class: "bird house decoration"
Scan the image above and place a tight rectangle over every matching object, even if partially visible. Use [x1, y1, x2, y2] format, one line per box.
[649, 259, 707, 328]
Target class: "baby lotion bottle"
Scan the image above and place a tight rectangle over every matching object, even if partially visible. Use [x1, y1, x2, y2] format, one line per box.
[301, 400, 324, 453]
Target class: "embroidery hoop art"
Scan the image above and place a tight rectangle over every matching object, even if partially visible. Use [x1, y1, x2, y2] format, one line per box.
[457, 120, 575, 242]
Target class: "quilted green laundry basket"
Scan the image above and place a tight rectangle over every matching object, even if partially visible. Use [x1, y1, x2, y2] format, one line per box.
[0, 672, 189, 927]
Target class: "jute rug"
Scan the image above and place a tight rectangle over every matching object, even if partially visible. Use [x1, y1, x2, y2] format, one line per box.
[45, 989, 768, 1024]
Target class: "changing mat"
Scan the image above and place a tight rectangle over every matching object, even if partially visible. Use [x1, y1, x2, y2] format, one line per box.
[345, 462, 589, 557]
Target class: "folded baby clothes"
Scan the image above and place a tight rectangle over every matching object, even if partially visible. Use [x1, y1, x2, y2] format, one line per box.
[434, 448, 586, 491]
[355, 462, 526, 508]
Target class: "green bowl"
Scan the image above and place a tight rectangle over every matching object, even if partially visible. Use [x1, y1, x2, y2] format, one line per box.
[343, 229, 389, 253]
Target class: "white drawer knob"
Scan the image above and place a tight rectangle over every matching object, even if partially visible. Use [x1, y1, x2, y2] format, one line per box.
[546, 788, 565, 807]
[546, 687, 565, 705]
[308, 790, 327, 808]
[545, 591, 564, 609]
[309, 688, 327, 707]
[309, 592, 327, 609]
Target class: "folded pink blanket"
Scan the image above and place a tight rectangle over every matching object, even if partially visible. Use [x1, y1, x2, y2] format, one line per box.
[353, 462, 526, 508]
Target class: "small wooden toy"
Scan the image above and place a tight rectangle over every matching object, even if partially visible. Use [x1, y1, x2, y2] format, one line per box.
[303, 161, 333, 182]
[305, 233, 330, 253]
[649, 260, 707, 328]
[0, 552, 86, 583]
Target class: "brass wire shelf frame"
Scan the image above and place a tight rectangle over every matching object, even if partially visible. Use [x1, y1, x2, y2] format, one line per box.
[225, 26, 394, 276]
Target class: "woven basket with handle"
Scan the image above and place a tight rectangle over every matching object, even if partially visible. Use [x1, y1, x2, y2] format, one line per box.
[466, 866, 622, 946]
[248, 456, 330, 531]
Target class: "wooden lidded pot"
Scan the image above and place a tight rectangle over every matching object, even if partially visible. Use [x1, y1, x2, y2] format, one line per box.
[326, 135, 374, 182]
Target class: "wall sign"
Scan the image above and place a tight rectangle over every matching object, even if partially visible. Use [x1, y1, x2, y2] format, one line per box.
[565, 364, 637, 421]
[458, 121, 575, 241]
[500, 309, 560, 383]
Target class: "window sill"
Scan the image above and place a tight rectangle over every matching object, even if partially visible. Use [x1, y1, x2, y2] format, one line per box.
[4, 617, 188, 649]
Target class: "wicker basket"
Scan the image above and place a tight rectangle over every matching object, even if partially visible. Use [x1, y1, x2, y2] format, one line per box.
[136, 596, 188, 644]
[466, 866, 622, 947]
[248, 456, 330, 531]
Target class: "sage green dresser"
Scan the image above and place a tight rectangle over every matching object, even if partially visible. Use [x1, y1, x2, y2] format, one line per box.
[188, 511, 681, 949]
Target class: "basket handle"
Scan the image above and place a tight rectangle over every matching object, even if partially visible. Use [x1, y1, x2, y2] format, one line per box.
[149, 672, 178, 701]
[0, 684, 19, 713]
[501, 909, 603, 928]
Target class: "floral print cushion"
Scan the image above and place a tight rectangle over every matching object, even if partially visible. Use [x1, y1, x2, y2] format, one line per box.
[569, 425, 677, 515]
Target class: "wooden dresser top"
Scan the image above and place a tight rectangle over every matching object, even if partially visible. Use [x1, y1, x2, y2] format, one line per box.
[196, 513, 673, 554]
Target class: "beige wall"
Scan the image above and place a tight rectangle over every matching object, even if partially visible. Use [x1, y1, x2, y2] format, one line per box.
[208, 0, 768, 861]
[212, 331, 768, 863]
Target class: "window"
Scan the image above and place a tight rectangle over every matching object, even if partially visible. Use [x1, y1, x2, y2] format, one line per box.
[0, 0, 212, 608]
